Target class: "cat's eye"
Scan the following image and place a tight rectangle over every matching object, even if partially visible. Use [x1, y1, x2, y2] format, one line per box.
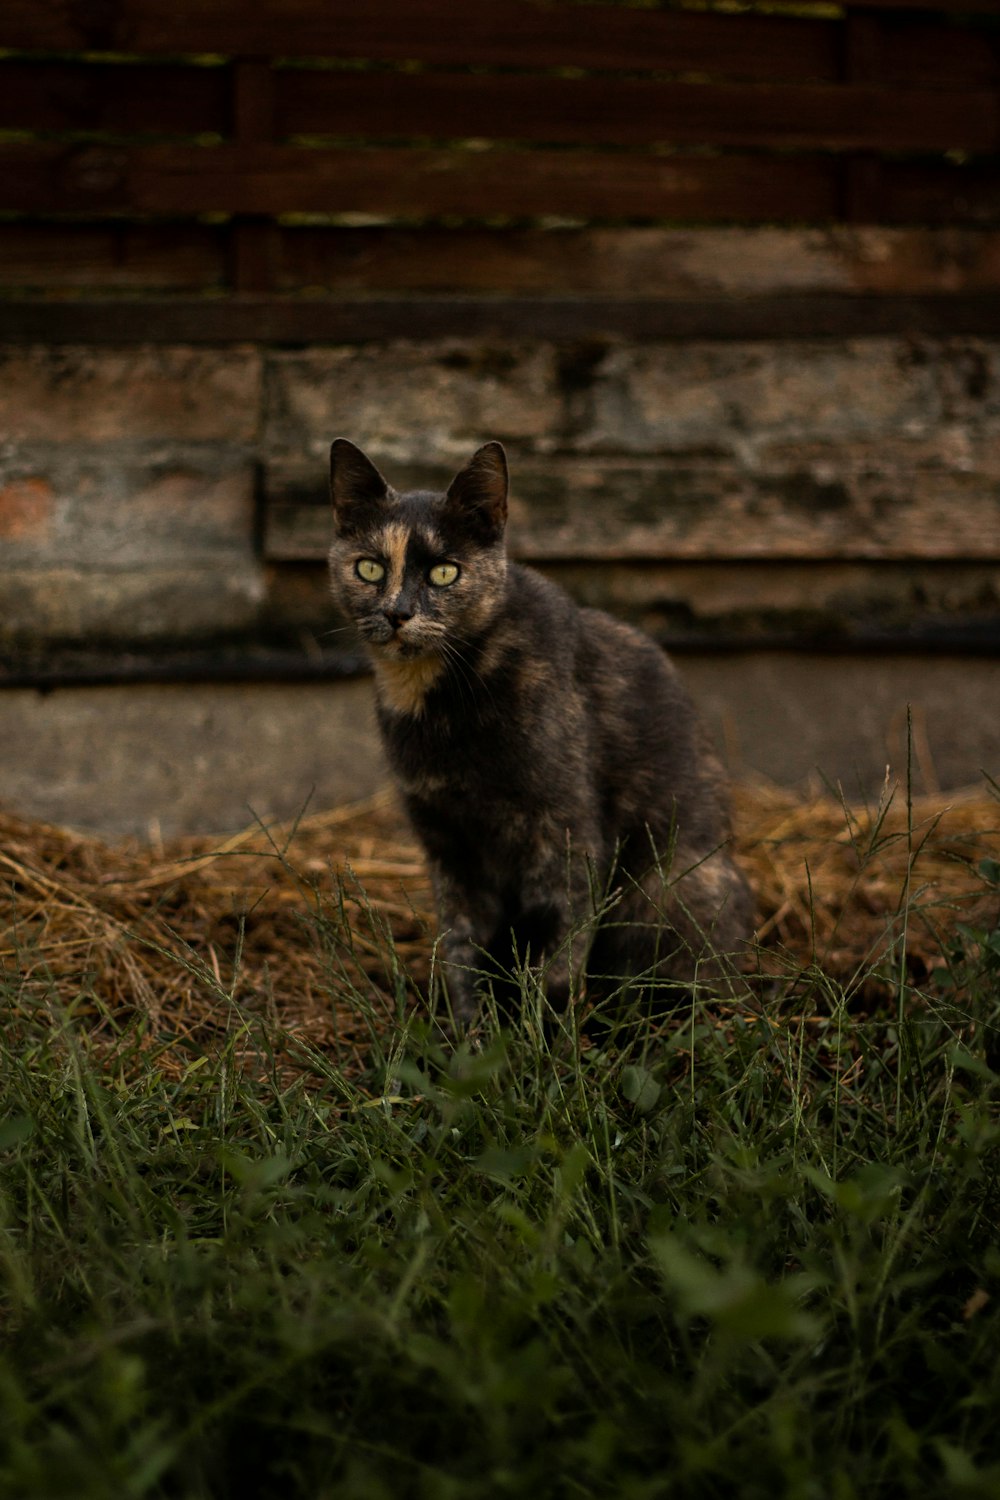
[355, 558, 385, 584]
[428, 562, 459, 587]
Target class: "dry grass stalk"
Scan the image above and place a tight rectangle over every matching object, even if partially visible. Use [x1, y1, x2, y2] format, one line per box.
[2, 780, 997, 1084]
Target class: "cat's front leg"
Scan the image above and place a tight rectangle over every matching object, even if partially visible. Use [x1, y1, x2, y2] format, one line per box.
[430, 864, 502, 1026]
[516, 829, 599, 1015]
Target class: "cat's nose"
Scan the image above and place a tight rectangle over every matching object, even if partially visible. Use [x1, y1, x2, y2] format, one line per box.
[384, 607, 413, 631]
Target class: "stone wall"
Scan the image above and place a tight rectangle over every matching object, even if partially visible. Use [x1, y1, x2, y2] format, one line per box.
[0, 346, 263, 644]
[2, 334, 998, 653]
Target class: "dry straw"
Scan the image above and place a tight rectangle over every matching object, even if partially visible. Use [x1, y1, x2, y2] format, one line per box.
[2, 780, 998, 1083]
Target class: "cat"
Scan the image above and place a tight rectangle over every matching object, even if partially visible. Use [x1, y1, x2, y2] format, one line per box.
[328, 438, 753, 1027]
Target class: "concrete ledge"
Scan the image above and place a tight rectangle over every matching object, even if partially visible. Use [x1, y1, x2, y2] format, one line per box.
[685, 653, 999, 802]
[0, 677, 385, 838]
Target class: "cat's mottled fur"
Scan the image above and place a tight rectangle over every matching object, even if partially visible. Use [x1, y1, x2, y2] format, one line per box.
[329, 438, 752, 1024]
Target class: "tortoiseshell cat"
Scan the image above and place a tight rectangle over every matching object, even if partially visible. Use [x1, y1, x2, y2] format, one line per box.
[329, 438, 752, 1026]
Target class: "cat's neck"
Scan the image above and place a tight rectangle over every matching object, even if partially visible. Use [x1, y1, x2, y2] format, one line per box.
[370, 569, 524, 720]
[372, 653, 446, 718]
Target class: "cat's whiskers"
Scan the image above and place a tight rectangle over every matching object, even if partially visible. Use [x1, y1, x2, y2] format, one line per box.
[437, 639, 487, 724]
[316, 622, 363, 642]
[440, 629, 502, 719]
[425, 621, 488, 701]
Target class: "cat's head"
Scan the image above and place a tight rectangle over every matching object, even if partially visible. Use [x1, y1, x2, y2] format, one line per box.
[328, 440, 509, 659]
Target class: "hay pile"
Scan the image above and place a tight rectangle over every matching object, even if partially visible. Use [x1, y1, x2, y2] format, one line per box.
[2, 781, 998, 1082]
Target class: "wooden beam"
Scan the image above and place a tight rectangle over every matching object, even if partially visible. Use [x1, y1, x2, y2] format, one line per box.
[0, 141, 842, 220]
[1, 293, 999, 345]
[0, 0, 840, 76]
[0, 283, 981, 347]
[277, 74, 1000, 155]
[841, 14, 884, 225]
[270, 227, 1000, 300]
[229, 61, 278, 293]
[1, 60, 993, 155]
[0, 224, 225, 289]
[843, 0, 999, 13]
[3, 141, 997, 225]
[2, 7, 994, 88]
[7, 226, 1000, 300]
[0, 59, 226, 135]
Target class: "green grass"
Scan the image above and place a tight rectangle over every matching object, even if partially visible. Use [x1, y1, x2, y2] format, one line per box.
[2, 859, 999, 1499]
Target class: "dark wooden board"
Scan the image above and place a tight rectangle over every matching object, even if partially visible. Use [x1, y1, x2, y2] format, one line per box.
[3, 141, 997, 225]
[6, 0, 995, 68]
[881, 16, 1000, 86]
[230, 61, 278, 293]
[2, 61, 992, 155]
[0, 0, 839, 77]
[0, 224, 225, 288]
[4, 292, 1000, 345]
[1, 8, 994, 92]
[0, 142, 842, 220]
[0, 60, 226, 136]
[278, 73, 999, 155]
[844, 0, 1000, 12]
[271, 226, 1000, 299]
[884, 160, 1000, 226]
[6, 225, 1000, 299]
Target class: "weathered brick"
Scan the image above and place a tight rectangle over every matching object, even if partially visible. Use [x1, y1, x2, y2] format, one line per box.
[263, 448, 1000, 563]
[0, 564, 265, 644]
[109, 466, 257, 563]
[264, 343, 561, 462]
[0, 476, 54, 542]
[571, 340, 949, 455]
[0, 346, 262, 442]
[0, 458, 256, 567]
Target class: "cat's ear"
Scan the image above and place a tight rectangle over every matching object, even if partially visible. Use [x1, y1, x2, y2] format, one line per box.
[445, 442, 508, 541]
[329, 439, 390, 531]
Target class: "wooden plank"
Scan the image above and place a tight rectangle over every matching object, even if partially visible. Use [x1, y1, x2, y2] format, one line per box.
[0, 224, 225, 288]
[844, 14, 883, 84]
[7, 222, 1000, 304]
[841, 14, 883, 225]
[0, 60, 226, 136]
[881, 16, 1000, 87]
[0, 142, 841, 220]
[0, 0, 840, 78]
[0, 24, 991, 160]
[882, 161, 1000, 226]
[3, 293, 1000, 345]
[4, 1, 994, 75]
[272, 226, 1000, 299]
[844, 0, 1000, 13]
[6, 225, 1000, 300]
[278, 72, 1000, 155]
[262, 458, 1000, 563]
[229, 61, 278, 293]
